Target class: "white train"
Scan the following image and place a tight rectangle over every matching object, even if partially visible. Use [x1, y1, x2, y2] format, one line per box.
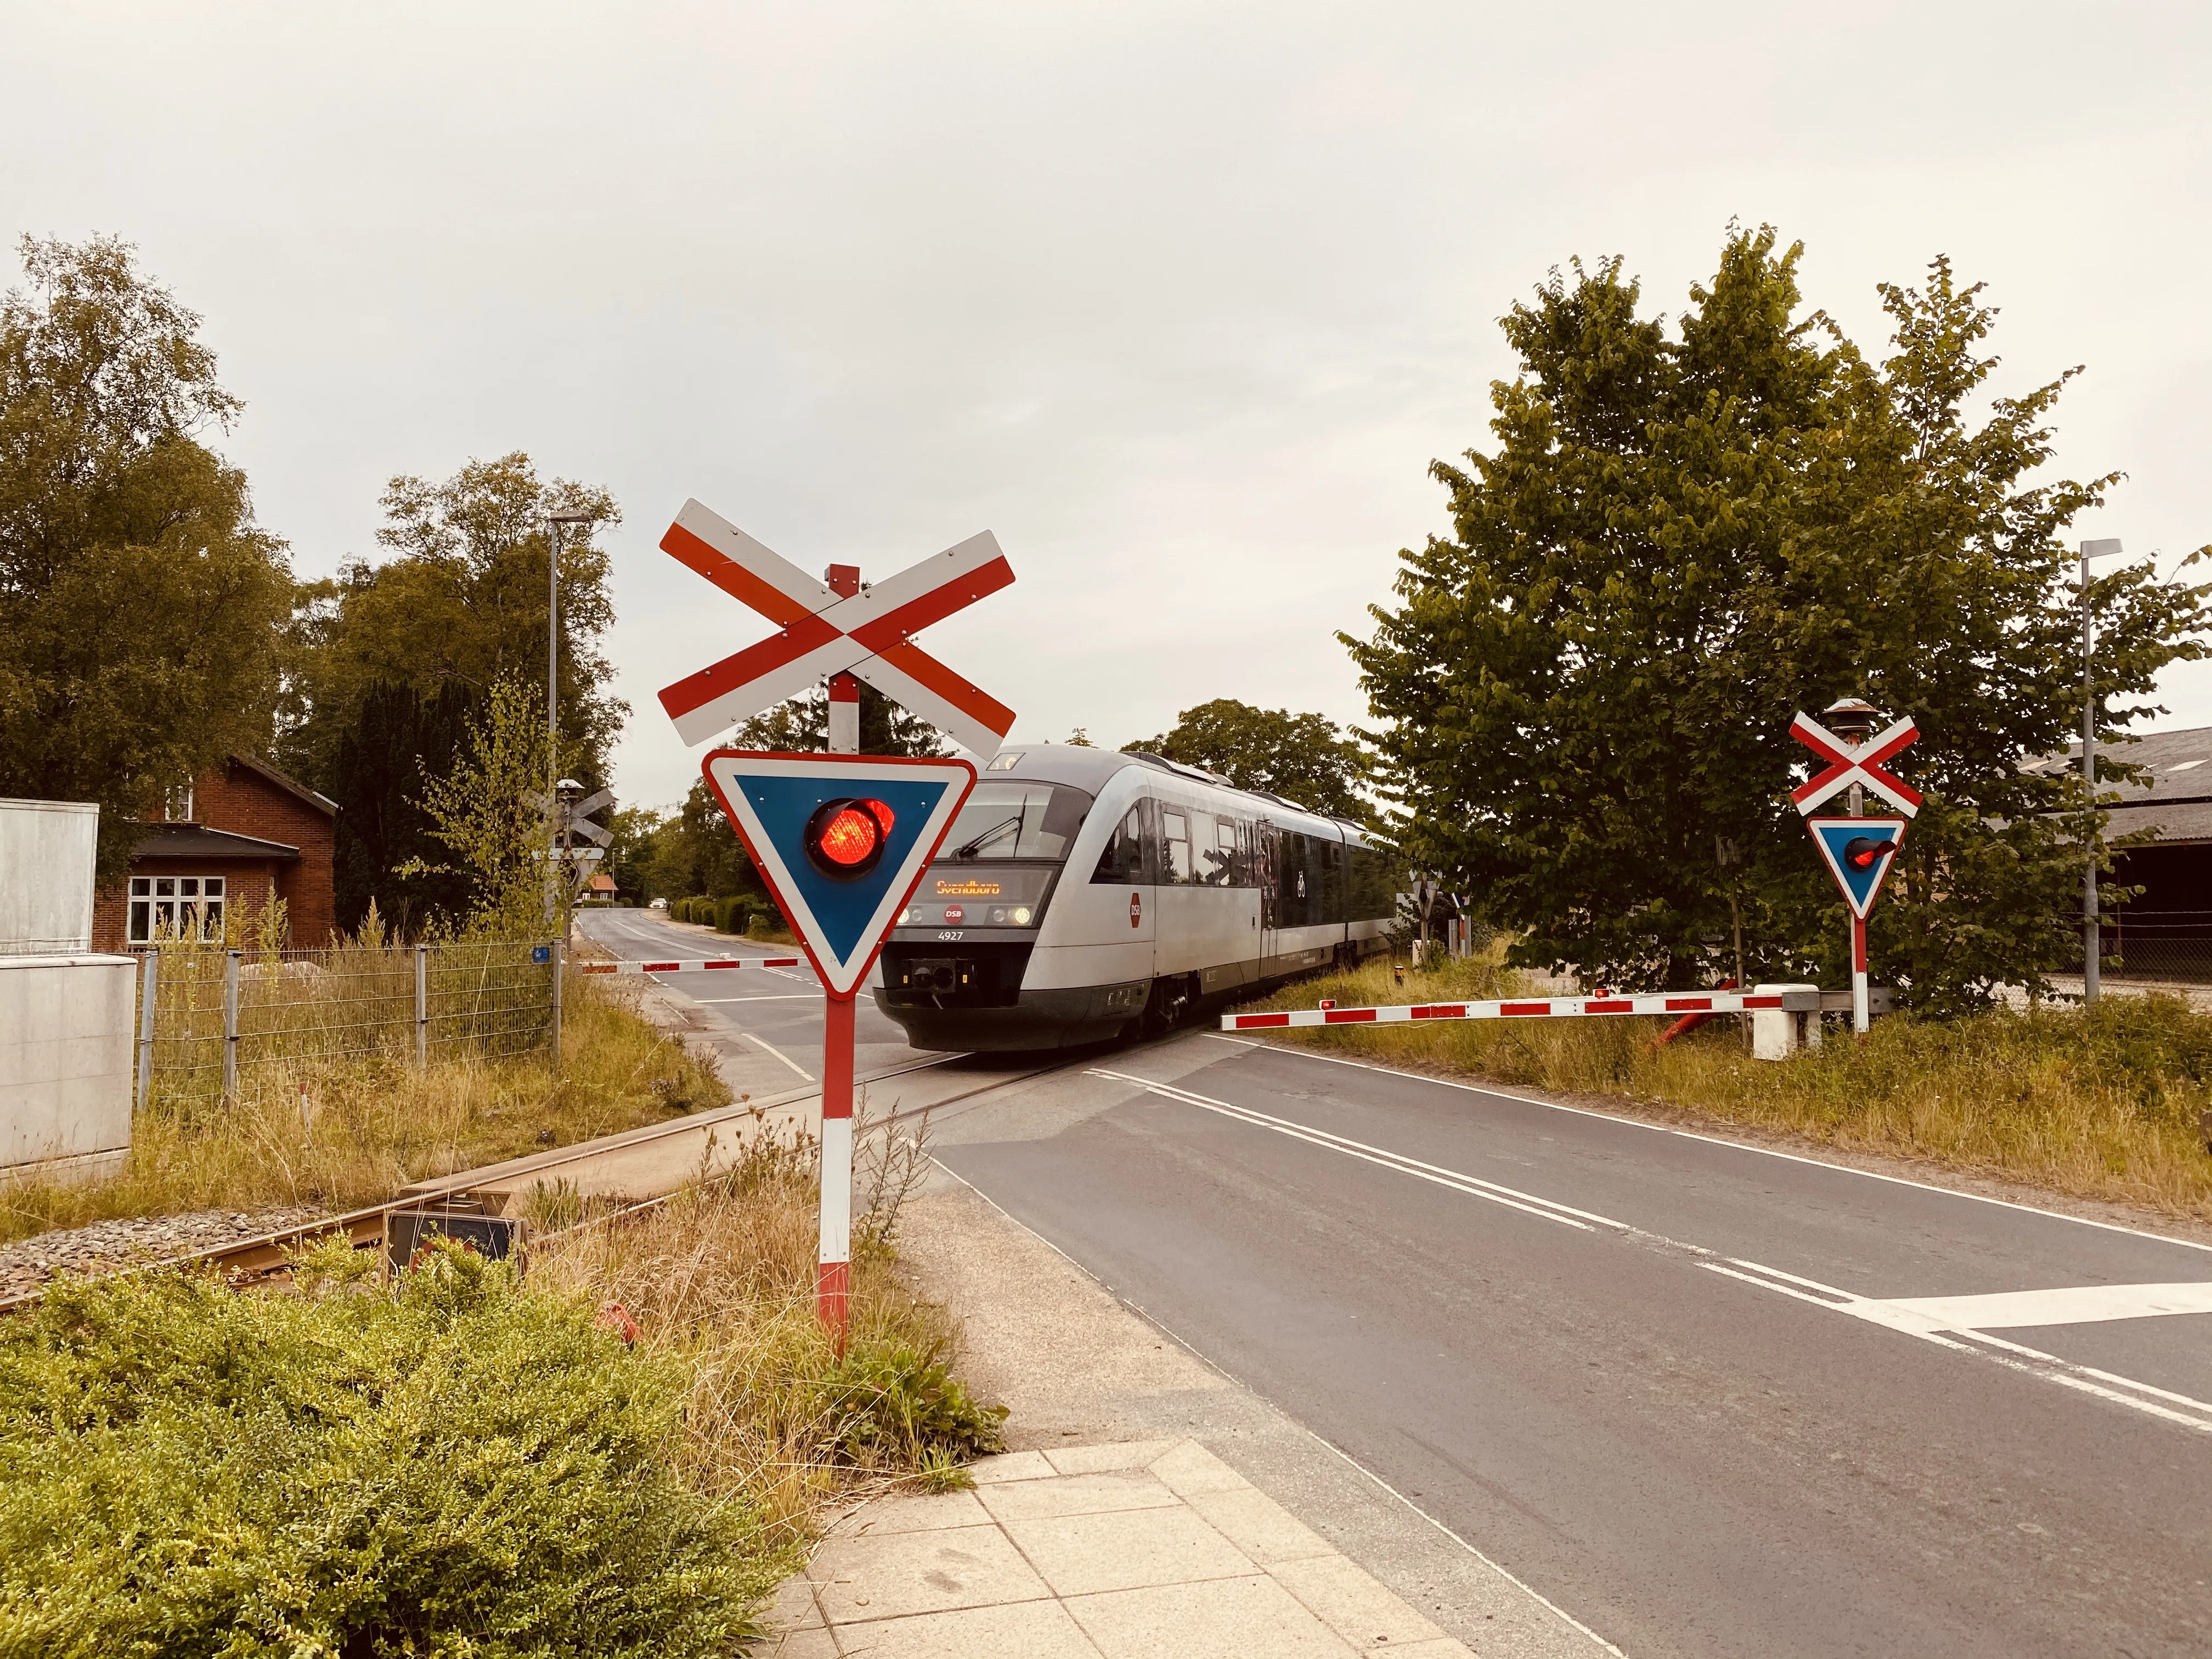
[878, 745, 1396, 1051]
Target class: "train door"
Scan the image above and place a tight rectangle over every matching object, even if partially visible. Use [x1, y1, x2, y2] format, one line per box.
[1257, 821, 1281, 975]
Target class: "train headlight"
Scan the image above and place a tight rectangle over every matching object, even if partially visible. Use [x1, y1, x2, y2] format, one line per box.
[1010, 906, 1033, 926]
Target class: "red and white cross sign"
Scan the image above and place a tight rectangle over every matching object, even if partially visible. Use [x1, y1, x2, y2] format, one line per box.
[655, 499, 1017, 755]
[1789, 711, 1922, 818]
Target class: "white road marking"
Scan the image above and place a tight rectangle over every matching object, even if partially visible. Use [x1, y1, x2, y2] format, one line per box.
[1099, 1062, 2212, 1438]
[743, 1031, 816, 1082]
[1884, 1281, 2212, 1330]
[1207, 1033, 2212, 1257]
[695, 994, 822, 1004]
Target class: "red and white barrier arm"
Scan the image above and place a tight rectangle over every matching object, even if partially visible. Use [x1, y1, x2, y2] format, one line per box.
[577, 956, 810, 975]
[1223, 989, 1820, 1031]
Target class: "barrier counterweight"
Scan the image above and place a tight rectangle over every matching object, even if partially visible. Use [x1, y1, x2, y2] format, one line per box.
[1223, 989, 1821, 1032]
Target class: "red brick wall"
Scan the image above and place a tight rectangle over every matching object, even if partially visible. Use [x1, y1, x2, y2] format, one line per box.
[195, 761, 338, 947]
[88, 758, 339, 952]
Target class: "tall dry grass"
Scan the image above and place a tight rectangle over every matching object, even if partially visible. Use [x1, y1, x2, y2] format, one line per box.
[1251, 953, 2212, 1221]
[531, 1122, 1003, 1554]
[0, 975, 728, 1245]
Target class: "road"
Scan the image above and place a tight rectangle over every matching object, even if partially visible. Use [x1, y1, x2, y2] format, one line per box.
[578, 910, 2212, 1656]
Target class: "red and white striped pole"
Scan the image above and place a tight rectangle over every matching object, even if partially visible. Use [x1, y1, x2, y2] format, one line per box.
[819, 561, 861, 1346]
[1851, 913, 1870, 1035]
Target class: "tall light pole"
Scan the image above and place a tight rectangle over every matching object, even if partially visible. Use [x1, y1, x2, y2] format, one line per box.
[2079, 537, 2125, 1007]
[546, 511, 595, 927]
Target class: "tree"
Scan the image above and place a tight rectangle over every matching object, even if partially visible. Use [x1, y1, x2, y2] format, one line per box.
[0, 236, 293, 881]
[729, 682, 950, 758]
[1347, 228, 2208, 1010]
[280, 453, 622, 933]
[1127, 698, 1372, 821]
[400, 679, 558, 939]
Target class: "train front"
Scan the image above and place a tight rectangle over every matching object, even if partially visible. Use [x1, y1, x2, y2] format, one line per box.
[877, 769, 1115, 1051]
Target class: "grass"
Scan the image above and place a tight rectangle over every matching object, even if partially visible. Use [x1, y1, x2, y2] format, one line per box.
[0, 973, 729, 1247]
[529, 1119, 1003, 1550]
[1248, 952, 2212, 1223]
[0, 1117, 1002, 1654]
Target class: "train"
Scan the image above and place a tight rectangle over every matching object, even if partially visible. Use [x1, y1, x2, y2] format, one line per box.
[877, 744, 1397, 1051]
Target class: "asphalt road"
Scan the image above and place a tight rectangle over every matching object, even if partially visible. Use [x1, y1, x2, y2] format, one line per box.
[575, 912, 2212, 1656]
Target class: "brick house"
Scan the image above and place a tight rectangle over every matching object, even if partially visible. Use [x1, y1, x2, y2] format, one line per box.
[92, 755, 340, 951]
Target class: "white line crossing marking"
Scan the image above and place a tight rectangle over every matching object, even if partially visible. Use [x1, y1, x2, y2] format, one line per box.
[1094, 1062, 2212, 1438]
[693, 994, 823, 1005]
[1884, 1281, 2212, 1330]
[743, 1031, 815, 1082]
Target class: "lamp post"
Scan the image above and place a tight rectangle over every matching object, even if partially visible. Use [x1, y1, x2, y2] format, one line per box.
[545, 511, 595, 926]
[2079, 537, 2126, 1007]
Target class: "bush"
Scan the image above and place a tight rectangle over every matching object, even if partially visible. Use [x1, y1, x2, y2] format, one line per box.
[715, 895, 747, 935]
[0, 1240, 773, 1658]
[745, 912, 776, 941]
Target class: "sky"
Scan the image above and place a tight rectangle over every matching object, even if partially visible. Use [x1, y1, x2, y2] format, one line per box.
[5, 2, 2209, 810]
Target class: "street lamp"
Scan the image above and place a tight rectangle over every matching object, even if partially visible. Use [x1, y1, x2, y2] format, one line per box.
[546, 511, 595, 927]
[2079, 537, 2128, 1007]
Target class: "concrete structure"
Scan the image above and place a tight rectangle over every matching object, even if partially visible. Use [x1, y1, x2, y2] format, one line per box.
[0, 952, 136, 1184]
[0, 798, 99, 954]
[1751, 981, 1822, 1058]
[92, 755, 338, 951]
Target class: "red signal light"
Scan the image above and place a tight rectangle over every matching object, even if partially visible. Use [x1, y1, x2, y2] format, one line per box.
[803, 798, 895, 879]
[1843, 836, 1896, 872]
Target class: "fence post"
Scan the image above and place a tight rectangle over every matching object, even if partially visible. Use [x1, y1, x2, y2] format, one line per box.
[223, 949, 242, 1101]
[415, 944, 429, 1067]
[549, 939, 563, 1070]
[136, 951, 158, 1112]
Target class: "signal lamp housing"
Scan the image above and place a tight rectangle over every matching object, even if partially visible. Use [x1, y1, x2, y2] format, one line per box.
[804, 797, 895, 879]
[1843, 835, 1897, 872]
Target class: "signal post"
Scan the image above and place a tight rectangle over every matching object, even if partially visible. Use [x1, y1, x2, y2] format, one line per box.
[654, 501, 1011, 1344]
[1791, 698, 1919, 1033]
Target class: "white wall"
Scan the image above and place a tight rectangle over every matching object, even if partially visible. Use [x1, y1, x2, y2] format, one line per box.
[0, 798, 100, 953]
[0, 954, 136, 1184]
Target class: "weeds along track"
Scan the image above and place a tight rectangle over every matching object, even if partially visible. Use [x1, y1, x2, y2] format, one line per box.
[0, 1050, 1081, 1315]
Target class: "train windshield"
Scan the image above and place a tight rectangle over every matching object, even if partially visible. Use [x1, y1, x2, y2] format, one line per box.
[938, 782, 1092, 862]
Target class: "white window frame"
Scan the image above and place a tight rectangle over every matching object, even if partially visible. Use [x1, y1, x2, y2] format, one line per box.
[127, 874, 227, 943]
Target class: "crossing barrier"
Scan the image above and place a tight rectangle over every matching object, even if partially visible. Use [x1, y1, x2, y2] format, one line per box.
[577, 956, 808, 976]
[1222, 988, 1820, 1032]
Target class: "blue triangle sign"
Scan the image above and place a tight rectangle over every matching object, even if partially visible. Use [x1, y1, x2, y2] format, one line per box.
[702, 750, 979, 995]
[1807, 816, 1907, 919]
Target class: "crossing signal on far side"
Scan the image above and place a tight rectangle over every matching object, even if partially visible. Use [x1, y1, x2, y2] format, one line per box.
[1843, 834, 1898, 873]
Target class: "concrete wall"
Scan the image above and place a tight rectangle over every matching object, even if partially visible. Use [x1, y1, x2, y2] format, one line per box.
[0, 799, 99, 954]
[0, 954, 136, 1184]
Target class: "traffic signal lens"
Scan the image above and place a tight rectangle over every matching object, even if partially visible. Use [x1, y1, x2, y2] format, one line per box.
[1843, 836, 1895, 871]
[819, 806, 880, 866]
[803, 798, 895, 878]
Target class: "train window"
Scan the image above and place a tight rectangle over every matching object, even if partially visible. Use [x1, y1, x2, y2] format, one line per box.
[1321, 839, 1348, 924]
[1209, 818, 1239, 887]
[1090, 805, 1147, 884]
[940, 782, 1093, 861]
[1348, 844, 1397, 919]
[1160, 808, 1195, 883]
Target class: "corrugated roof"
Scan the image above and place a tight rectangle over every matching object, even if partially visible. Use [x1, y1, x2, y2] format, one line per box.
[2027, 725, 2212, 843]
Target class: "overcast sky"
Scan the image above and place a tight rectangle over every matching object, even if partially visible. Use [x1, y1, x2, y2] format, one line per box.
[7, 3, 2208, 809]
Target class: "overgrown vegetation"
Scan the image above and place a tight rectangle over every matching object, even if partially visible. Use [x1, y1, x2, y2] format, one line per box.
[0, 974, 726, 1246]
[1254, 953, 2212, 1221]
[1, 1107, 1003, 1655]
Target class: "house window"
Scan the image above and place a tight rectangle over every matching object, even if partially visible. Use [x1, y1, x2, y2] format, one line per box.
[163, 782, 195, 822]
[128, 875, 226, 943]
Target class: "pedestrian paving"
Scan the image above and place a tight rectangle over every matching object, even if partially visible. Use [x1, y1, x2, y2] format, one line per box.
[765, 1437, 1477, 1657]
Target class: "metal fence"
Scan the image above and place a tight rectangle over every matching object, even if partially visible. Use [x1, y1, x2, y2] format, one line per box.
[132, 939, 560, 1109]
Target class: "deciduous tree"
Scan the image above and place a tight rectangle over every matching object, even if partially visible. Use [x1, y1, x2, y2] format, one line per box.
[1347, 228, 2208, 1010]
[0, 236, 292, 881]
[1127, 698, 1372, 822]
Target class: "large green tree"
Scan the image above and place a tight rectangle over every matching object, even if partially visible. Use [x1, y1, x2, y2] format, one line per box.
[1127, 698, 1372, 822]
[0, 236, 292, 882]
[280, 454, 622, 933]
[1348, 228, 2207, 1011]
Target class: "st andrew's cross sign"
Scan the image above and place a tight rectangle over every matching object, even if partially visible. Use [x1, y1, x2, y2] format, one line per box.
[654, 499, 1017, 756]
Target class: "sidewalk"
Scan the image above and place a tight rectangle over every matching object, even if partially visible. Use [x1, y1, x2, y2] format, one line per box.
[771, 1438, 1475, 1657]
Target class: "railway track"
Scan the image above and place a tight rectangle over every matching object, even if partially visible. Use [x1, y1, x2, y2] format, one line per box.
[0, 1050, 1074, 1316]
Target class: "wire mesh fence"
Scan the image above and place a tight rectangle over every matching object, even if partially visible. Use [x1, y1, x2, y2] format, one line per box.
[134, 939, 557, 1108]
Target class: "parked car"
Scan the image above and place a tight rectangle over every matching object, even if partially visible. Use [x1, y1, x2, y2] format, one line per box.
[648, 896, 669, 910]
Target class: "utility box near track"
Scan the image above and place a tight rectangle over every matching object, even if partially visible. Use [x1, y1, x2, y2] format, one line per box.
[0, 952, 137, 1185]
[0, 798, 99, 954]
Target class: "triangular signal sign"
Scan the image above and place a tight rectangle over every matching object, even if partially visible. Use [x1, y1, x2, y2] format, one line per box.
[1807, 816, 1908, 919]
[702, 750, 979, 996]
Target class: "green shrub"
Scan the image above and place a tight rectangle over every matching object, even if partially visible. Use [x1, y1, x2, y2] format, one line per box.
[745, 912, 776, 941]
[814, 1341, 1006, 1467]
[715, 896, 747, 935]
[0, 1240, 775, 1658]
